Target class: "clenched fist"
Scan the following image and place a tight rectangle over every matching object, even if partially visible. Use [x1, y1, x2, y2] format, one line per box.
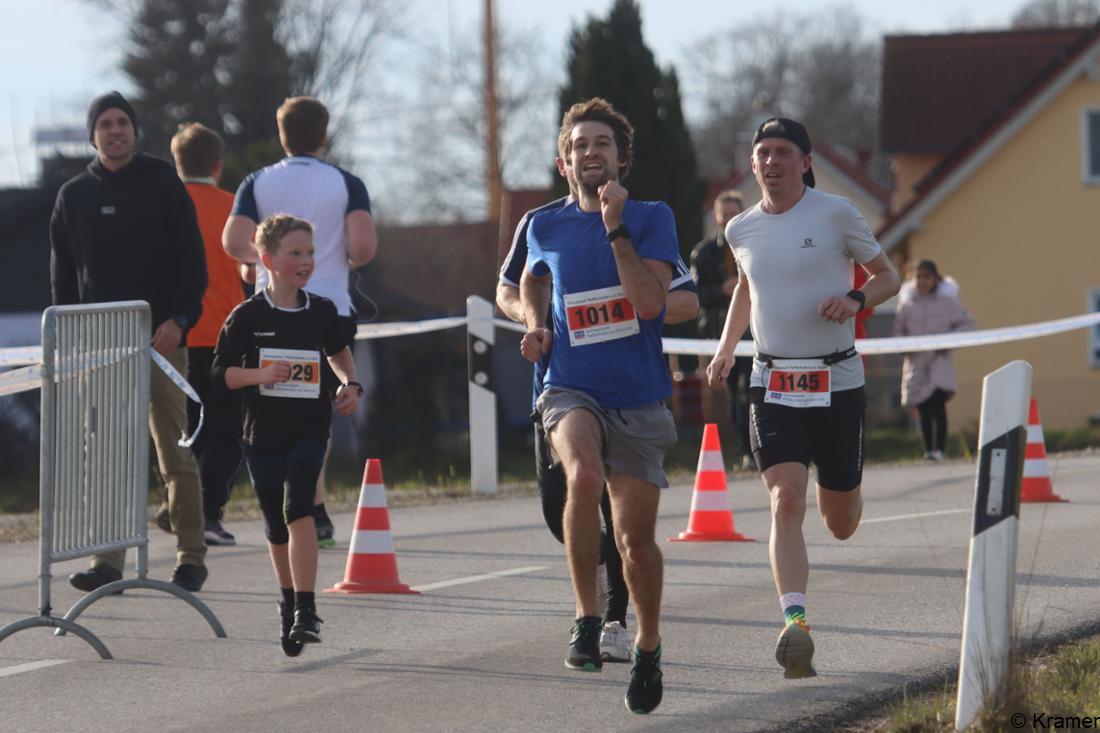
[520, 327, 553, 363]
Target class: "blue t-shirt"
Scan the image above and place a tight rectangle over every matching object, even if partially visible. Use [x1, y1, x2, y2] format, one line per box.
[526, 199, 680, 408]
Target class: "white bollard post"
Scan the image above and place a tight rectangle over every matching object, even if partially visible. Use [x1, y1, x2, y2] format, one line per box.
[466, 295, 498, 495]
[955, 360, 1031, 731]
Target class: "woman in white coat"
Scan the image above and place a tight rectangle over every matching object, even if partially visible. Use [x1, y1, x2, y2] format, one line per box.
[893, 260, 975, 461]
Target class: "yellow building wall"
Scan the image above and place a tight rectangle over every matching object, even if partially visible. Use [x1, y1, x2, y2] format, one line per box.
[903, 74, 1100, 429]
[890, 153, 942, 212]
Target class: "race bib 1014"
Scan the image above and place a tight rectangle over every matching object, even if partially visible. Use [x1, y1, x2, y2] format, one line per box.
[563, 285, 639, 346]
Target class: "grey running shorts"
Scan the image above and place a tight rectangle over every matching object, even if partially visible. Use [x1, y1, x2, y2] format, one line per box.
[536, 386, 677, 489]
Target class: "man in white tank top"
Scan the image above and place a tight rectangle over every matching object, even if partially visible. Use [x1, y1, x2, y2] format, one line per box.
[706, 118, 900, 679]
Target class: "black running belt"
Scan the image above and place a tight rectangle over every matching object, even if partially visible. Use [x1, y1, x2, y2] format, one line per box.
[755, 346, 858, 367]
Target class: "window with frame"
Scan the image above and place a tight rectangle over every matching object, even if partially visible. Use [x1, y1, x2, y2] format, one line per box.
[1086, 109, 1100, 184]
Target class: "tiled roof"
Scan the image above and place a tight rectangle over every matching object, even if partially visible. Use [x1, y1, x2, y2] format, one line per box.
[878, 21, 1100, 244]
[812, 142, 891, 204]
[879, 27, 1084, 154]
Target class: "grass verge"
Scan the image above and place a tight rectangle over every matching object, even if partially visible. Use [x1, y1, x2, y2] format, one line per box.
[840, 633, 1100, 732]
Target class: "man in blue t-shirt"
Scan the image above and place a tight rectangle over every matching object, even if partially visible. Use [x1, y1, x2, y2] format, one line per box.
[519, 97, 680, 715]
[497, 163, 697, 666]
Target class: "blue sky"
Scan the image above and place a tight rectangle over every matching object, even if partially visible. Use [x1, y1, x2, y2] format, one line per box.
[0, 0, 1019, 188]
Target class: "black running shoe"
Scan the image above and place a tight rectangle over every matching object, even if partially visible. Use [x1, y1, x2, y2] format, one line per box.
[204, 518, 236, 546]
[564, 616, 603, 671]
[314, 506, 335, 548]
[625, 645, 663, 715]
[277, 600, 304, 657]
[289, 607, 323, 644]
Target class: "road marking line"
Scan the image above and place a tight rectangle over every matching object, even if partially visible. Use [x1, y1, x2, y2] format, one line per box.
[862, 508, 970, 525]
[0, 659, 71, 678]
[411, 566, 546, 592]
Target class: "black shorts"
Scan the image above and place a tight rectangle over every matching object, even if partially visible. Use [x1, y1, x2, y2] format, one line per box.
[748, 386, 865, 491]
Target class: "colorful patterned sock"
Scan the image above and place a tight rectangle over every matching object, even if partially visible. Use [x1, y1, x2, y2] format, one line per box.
[780, 592, 807, 625]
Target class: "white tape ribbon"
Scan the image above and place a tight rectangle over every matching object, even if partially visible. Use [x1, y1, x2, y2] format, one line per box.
[0, 346, 43, 367]
[0, 364, 42, 397]
[661, 311, 1100, 357]
[149, 351, 204, 448]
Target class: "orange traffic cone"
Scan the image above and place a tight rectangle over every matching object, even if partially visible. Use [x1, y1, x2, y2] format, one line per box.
[669, 423, 753, 542]
[1020, 399, 1067, 503]
[325, 459, 420, 594]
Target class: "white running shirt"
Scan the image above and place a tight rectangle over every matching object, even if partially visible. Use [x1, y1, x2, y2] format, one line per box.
[232, 155, 371, 317]
[725, 187, 882, 391]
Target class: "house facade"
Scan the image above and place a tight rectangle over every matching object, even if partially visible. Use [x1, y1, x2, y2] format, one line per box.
[879, 23, 1100, 429]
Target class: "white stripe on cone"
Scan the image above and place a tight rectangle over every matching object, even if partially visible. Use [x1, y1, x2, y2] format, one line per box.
[1026, 425, 1044, 443]
[691, 491, 732, 512]
[697, 451, 725, 472]
[349, 529, 396, 555]
[1023, 459, 1049, 478]
[357, 483, 388, 508]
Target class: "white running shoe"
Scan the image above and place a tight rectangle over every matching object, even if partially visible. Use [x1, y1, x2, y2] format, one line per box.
[600, 621, 632, 662]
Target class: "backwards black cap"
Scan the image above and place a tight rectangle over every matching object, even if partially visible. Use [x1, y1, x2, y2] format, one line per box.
[752, 117, 815, 188]
[87, 91, 139, 144]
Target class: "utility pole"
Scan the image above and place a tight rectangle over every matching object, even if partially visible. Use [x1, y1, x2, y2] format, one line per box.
[483, 0, 502, 221]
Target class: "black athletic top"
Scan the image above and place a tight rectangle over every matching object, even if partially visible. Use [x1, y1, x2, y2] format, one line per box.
[212, 289, 347, 449]
[49, 153, 207, 336]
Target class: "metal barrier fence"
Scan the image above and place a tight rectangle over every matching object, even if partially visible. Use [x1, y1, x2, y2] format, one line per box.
[0, 302, 224, 659]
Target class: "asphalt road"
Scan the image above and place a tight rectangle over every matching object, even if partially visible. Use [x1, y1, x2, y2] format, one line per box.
[1, 455, 1098, 732]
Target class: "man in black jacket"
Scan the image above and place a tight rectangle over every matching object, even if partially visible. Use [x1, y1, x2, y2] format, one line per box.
[50, 91, 209, 592]
[690, 190, 752, 467]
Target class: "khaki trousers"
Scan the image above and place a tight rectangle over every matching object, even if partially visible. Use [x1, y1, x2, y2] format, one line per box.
[93, 347, 207, 571]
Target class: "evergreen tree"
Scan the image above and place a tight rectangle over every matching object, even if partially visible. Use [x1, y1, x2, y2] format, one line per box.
[122, 0, 234, 159]
[555, 0, 704, 257]
[220, 0, 294, 187]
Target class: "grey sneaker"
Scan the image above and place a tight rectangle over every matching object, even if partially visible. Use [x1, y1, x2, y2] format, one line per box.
[775, 621, 817, 679]
[600, 621, 632, 662]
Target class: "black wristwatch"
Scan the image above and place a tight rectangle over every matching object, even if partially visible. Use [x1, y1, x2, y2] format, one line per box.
[343, 381, 364, 397]
[846, 289, 866, 310]
[606, 223, 631, 243]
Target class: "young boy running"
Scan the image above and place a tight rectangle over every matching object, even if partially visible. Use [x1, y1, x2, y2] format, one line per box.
[212, 214, 361, 656]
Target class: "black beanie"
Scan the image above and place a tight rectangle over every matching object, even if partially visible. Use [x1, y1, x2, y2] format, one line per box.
[752, 117, 815, 188]
[87, 91, 139, 144]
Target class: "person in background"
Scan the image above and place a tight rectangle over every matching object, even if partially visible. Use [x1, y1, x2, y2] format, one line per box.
[51, 91, 209, 592]
[170, 122, 246, 546]
[223, 96, 377, 547]
[893, 259, 975, 462]
[691, 189, 752, 468]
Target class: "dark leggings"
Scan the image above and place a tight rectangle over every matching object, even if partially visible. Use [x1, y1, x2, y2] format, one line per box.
[244, 439, 327, 545]
[917, 389, 949, 453]
[533, 418, 628, 626]
[187, 347, 244, 521]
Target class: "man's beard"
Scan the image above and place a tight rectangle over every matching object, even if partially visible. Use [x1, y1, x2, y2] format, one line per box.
[579, 169, 613, 197]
